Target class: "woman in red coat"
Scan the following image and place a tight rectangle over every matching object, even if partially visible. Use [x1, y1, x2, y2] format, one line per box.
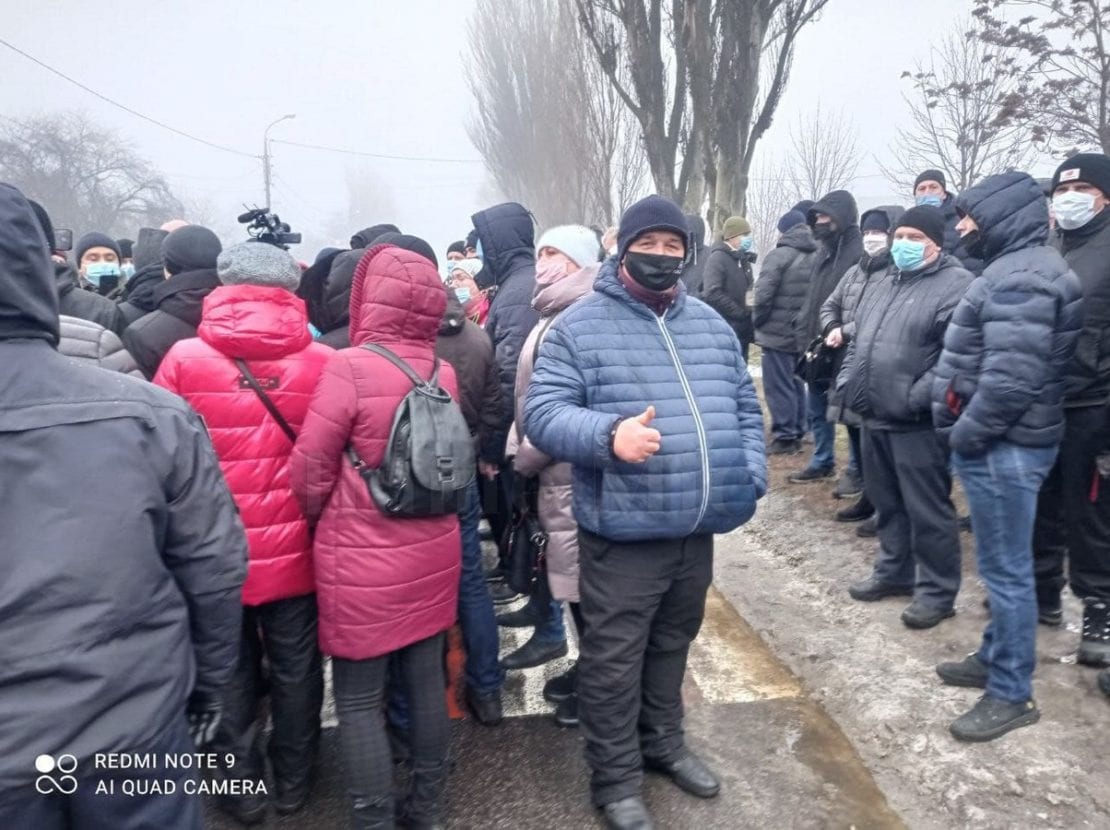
[291, 244, 461, 830]
[154, 241, 332, 822]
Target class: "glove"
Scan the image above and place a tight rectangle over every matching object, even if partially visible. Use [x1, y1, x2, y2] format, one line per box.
[186, 691, 223, 748]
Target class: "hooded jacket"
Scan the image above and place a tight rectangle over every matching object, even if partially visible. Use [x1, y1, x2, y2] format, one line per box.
[291, 246, 461, 660]
[1055, 204, 1110, 407]
[122, 267, 222, 378]
[54, 260, 124, 334]
[701, 241, 755, 345]
[932, 172, 1083, 454]
[753, 223, 818, 352]
[471, 202, 540, 458]
[154, 285, 332, 606]
[59, 315, 142, 376]
[314, 248, 362, 349]
[524, 258, 767, 543]
[680, 214, 709, 297]
[117, 227, 172, 328]
[797, 191, 864, 354]
[838, 253, 974, 430]
[297, 247, 344, 337]
[0, 183, 247, 795]
[940, 193, 985, 276]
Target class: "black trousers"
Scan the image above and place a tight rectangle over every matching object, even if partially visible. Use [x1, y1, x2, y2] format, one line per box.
[577, 529, 713, 806]
[1033, 404, 1110, 603]
[862, 427, 961, 609]
[214, 593, 323, 796]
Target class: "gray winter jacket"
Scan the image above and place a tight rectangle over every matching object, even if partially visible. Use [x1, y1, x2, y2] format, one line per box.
[753, 223, 818, 352]
[59, 314, 143, 376]
[838, 253, 974, 430]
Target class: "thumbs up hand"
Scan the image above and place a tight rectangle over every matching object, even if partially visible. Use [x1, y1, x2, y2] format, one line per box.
[613, 405, 662, 463]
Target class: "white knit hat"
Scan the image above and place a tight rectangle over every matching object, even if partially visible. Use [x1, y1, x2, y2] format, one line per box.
[536, 225, 601, 270]
[216, 242, 301, 291]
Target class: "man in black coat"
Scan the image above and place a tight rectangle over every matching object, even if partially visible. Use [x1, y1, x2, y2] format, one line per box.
[701, 215, 755, 362]
[838, 205, 973, 630]
[791, 190, 864, 482]
[122, 224, 223, 378]
[913, 169, 985, 275]
[0, 183, 248, 830]
[1034, 154, 1110, 672]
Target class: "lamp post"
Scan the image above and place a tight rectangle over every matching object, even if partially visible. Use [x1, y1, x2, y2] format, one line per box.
[262, 114, 296, 209]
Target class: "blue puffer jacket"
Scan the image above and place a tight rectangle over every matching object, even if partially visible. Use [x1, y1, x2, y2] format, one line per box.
[932, 172, 1084, 455]
[524, 259, 767, 543]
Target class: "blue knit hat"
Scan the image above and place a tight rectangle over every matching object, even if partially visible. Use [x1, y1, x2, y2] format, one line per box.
[617, 195, 690, 261]
[777, 210, 807, 233]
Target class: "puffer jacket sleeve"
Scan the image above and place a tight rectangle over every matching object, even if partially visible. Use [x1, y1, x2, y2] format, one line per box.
[733, 347, 768, 499]
[907, 278, 966, 416]
[487, 274, 540, 458]
[160, 406, 248, 700]
[524, 319, 620, 470]
[819, 270, 849, 338]
[291, 353, 359, 522]
[752, 247, 791, 329]
[97, 327, 142, 376]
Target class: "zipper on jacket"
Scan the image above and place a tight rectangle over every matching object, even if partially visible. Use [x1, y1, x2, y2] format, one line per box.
[655, 314, 711, 533]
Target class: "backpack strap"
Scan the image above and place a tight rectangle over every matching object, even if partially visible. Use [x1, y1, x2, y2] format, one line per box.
[235, 358, 297, 444]
[359, 343, 439, 387]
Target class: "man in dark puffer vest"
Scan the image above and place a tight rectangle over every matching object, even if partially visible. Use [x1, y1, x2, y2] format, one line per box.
[525, 195, 766, 830]
[931, 171, 1082, 742]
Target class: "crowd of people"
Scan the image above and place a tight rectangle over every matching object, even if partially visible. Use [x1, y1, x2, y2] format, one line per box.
[0, 149, 1107, 830]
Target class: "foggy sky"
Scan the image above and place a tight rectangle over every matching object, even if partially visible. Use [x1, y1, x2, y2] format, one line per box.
[0, 0, 1057, 254]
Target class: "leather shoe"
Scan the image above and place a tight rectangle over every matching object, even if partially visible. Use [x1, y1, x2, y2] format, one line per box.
[644, 751, 720, 799]
[488, 580, 520, 605]
[465, 687, 504, 726]
[847, 577, 914, 603]
[500, 633, 568, 671]
[601, 796, 654, 830]
[901, 600, 956, 629]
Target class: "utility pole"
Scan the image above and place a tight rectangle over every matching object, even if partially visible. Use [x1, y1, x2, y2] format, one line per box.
[262, 114, 296, 209]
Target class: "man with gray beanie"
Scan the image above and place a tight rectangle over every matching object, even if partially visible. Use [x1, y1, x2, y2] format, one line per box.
[122, 224, 222, 378]
[155, 241, 332, 823]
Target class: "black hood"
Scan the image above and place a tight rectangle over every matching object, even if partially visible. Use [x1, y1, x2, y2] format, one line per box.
[132, 226, 169, 272]
[318, 248, 363, 334]
[955, 172, 1049, 263]
[297, 247, 345, 331]
[808, 190, 860, 234]
[776, 223, 817, 253]
[439, 286, 466, 336]
[150, 267, 220, 327]
[858, 205, 905, 273]
[470, 202, 535, 289]
[0, 183, 59, 344]
[686, 214, 707, 248]
[350, 223, 399, 249]
[120, 262, 166, 312]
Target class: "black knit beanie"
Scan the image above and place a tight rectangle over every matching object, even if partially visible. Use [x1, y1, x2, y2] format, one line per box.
[162, 225, 222, 275]
[616, 194, 690, 261]
[1051, 153, 1110, 197]
[861, 210, 891, 234]
[894, 205, 946, 248]
[447, 240, 466, 257]
[76, 232, 120, 265]
[914, 169, 947, 193]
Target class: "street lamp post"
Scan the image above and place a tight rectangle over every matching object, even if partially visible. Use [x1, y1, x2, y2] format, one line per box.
[262, 114, 296, 209]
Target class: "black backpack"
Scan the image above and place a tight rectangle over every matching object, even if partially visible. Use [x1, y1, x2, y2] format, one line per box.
[346, 344, 475, 517]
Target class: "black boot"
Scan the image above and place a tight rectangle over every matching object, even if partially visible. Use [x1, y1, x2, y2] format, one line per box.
[554, 692, 579, 728]
[500, 632, 568, 671]
[496, 598, 546, 628]
[1079, 598, 1110, 667]
[836, 495, 874, 523]
[398, 760, 448, 829]
[542, 662, 578, 703]
[856, 515, 878, 538]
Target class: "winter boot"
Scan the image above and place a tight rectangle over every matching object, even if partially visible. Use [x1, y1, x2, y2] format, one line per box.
[836, 495, 874, 523]
[543, 662, 578, 703]
[936, 654, 988, 688]
[496, 598, 546, 628]
[500, 632, 568, 671]
[397, 760, 448, 829]
[554, 692, 579, 728]
[834, 469, 863, 499]
[856, 515, 878, 538]
[1078, 598, 1110, 667]
[949, 695, 1039, 742]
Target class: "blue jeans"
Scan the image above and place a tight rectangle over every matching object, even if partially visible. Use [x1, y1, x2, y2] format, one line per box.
[458, 478, 504, 693]
[806, 382, 835, 471]
[534, 597, 567, 644]
[954, 442, 1058, 703]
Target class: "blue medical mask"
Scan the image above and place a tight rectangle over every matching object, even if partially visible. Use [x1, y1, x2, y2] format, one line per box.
[739, 236, 754, 252]
[890, 239, 927, 271]
[916, 195, 944, 208]
[308, 323, 322, 339]
[120, 263, 136, 281]
[475, 238, 484, 262]
[454, 286, 472, 304]
[84, 262, 121, 287]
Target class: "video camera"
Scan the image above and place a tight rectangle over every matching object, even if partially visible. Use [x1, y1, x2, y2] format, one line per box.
[237, 206, 301, 249]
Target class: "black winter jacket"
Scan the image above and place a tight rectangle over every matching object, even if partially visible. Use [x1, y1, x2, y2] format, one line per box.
[0, 184, 247, 795]
[798, 191, 864, 353]
[116, 227, 170, 326]
[122, 267, 221, 378]
[471, 202, 540, 458]
[932, 173, 1084, 454]
[753, 223, 817, 352]
[437, 290, 503, 461]
[1056, 207, 1110, 407]
[55, 261, 124, 334]
[701, 241, 755, 344]
[681, 214, 709, 297]
[839, 253, 974, 430]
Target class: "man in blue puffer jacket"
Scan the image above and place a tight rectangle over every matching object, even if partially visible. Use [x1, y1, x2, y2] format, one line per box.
[930, 171, 1083, 742]
[525, 194, 766, 830]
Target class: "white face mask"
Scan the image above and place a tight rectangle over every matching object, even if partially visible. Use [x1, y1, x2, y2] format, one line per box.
[862, 234, 888, 257]
[1053, 190, 1100, 230]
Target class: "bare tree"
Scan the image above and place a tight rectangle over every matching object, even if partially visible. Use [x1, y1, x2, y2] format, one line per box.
[972, 0, 1110, 153]
[881, 23, 1035, 194]
[0, 111, 183, 236]
[788, 106, 861, 200]
[745, 156, 795, 260]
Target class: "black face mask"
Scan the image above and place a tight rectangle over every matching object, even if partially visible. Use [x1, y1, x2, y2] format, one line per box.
[623, 251, 685, 291]
[961, 229, 986, 260]
[812, 224, 836, 242]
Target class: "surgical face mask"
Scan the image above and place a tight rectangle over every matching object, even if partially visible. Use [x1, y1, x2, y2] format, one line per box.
[475, 238, 484, 262]
[535, 259, 572, 287]
[862, 234, 888, 257]
[739, 236, 754, 252]
[916, 195, 944, 209]
[454, 286, 473, 304]
[84, 262, 121, 287]
[890, 239, 927, 271]
[120, 263, 136, 281]
[623, 251, 685, 292]
[1053, 190, 1100, 230]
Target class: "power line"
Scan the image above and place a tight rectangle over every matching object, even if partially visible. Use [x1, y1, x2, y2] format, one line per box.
[273, 138, 483, 165]
[0, 36, 258, 159]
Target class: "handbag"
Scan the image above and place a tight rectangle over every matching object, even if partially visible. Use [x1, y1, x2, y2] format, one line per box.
[503, 468, 550, 598]
[795, 336, 837, 386]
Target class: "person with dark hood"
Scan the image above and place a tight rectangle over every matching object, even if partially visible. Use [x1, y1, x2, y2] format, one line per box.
[754, 209, 818, 455]
[525, 194, 766, 830]
[1033, 153, 1110, 674]
[350, 222, 399, 250]
[117, 224, 173, 327]
[0, 182, 248, 830]
[914, 169, 984, 275]
[929, 171, 1083, 742]
[122, 224, 223, 378]
[790, 190, 864, 483]
[701, 215, 756, 363]
[838, 205, 973, 630]
[679, 213, 709, 297]
[28, 200, 124, 334]
[820, 205, 905, 517]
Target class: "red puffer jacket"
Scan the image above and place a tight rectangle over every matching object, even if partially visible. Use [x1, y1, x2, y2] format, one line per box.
[291, 245, 461, 660]
[155, 284, 331, 606]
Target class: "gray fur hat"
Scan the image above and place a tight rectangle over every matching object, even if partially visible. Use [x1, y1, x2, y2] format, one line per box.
[216, 241, 301, 291]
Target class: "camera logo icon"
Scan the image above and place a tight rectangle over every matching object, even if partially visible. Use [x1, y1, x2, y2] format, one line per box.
[34, 754, 78, 795]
